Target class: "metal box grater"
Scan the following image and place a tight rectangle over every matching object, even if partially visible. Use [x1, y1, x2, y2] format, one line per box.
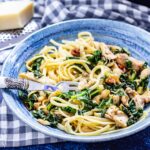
[0, 20, 39, 51]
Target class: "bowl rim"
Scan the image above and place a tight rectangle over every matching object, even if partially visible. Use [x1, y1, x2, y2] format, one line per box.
[1, 18, 150, 142]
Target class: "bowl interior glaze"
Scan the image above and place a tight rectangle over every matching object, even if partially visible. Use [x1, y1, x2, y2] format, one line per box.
[1, 19, 150, 142]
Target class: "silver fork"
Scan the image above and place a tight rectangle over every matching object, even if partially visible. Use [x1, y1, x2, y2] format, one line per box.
[0, 77, 79, 92]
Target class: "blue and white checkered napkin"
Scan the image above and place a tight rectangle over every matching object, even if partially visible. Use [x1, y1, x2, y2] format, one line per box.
[0, 0, 150, 147]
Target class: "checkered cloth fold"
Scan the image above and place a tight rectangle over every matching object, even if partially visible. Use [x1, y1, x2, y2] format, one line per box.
[0, 0, 150, 147]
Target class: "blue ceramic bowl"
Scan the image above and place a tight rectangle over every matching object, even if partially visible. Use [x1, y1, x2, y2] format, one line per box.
[1, 19, 150, 142]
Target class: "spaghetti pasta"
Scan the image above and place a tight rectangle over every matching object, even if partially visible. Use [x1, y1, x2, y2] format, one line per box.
[19, 32, 150, 136]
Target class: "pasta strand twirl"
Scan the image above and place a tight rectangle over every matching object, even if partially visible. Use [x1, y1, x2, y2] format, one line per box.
[19, 32, 150, 136]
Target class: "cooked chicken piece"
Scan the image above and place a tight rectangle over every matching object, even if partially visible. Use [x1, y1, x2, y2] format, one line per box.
[125, 87, 138, 98]
[105, 105, 128, 128]
[133, 95, 145, 109]
[112, 63, 123, 76]
[140, 68, 150, 79]
[121, 95, 129, 106]
[105, 105, 118, 120]
[133, 90, 150, 109]
[143, 90, 150, 103]
[113, 113, 128, 128]
[116, 53, 128, 68]
[116, 54, 144, 72]
[128, 57, 144, 72]
[99, 43, 116, 60]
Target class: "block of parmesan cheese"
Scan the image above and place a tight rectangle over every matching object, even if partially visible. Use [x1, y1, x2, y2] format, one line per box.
[0, 1, 34, 31]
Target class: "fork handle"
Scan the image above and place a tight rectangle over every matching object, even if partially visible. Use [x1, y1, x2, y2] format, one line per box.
[0, 77, 28, 90]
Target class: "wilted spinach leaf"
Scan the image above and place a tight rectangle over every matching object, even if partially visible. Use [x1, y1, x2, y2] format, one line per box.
[139, 77, 149, 90]
[32, 110, 62, 127]
[114, 47, 130, 55]
[31, 57, 43, 78]
[98, 98, 112, 117]
[121, 100, 143, 126]
[87, 50, 102, 65]
[62, 106, 76, 114]
[120, 74, 137, 90]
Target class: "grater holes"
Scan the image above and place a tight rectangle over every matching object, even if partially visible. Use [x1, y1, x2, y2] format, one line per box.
[0, 20, 38, 43]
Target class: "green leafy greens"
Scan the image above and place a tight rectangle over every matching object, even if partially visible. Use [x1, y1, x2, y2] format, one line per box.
[98, 98, 113, 117]
[19, 90, 36, 110]
[113, 47, 130, 55]
[120, 73, 137, 90]
[31, 57, 44, 78]
[70, 89, 99, 112]
[87, 50, 102, 65]
[121, 100, 143, 126]
[32, 110, 62, 127]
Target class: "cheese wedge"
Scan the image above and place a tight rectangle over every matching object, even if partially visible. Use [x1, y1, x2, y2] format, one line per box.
[0, 1, 34, 31]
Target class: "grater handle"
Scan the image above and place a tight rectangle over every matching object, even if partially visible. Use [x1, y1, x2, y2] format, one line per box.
[0, 77, 29, 90]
